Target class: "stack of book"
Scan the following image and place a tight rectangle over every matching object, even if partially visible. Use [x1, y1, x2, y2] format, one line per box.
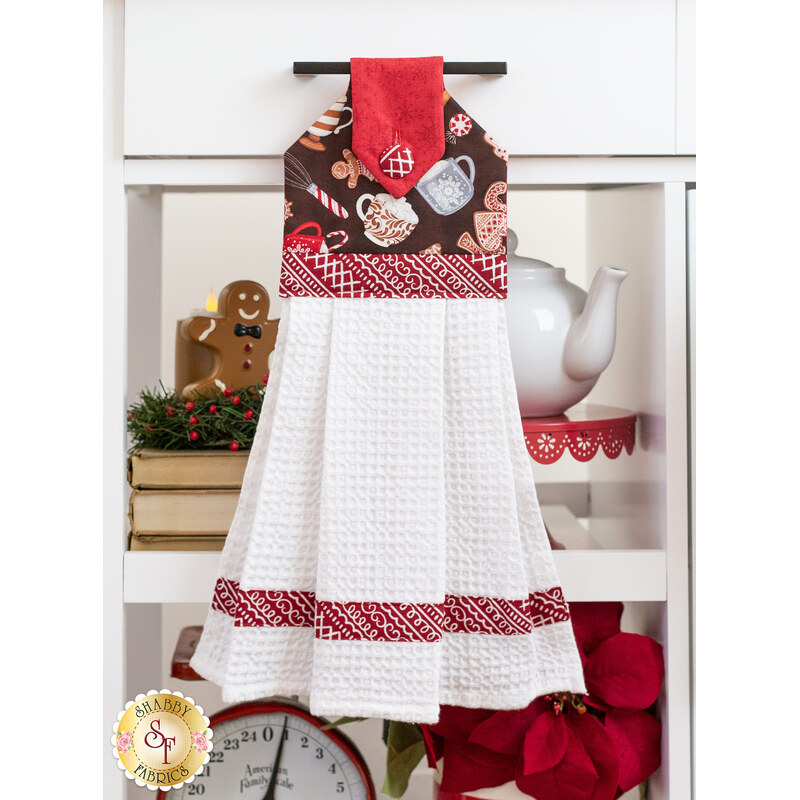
[127, 449, 248, 551]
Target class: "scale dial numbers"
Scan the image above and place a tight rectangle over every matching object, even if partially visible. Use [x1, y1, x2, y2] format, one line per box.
[162, 701, 374, 800]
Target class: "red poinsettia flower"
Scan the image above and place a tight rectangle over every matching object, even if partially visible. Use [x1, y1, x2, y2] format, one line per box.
[584, 632, 664, 710]
[440, 737, 517, 793]
[468, 700, 542, 755]
[516, 710, 619, 800]
[430, 707, 517, 793]
[570, 601, 623, 656]
[428, 602, 664, 800]
[604, 709, 662, 793]
[567, 604, 663, 795]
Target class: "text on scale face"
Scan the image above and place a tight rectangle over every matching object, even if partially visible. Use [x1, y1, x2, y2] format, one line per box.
[170, 710, 369, 800]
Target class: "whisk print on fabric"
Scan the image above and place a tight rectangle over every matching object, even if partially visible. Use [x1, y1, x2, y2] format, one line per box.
[285, 152, 349, 219]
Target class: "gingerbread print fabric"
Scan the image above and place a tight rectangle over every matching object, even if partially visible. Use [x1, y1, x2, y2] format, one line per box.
[281, 80, 508, 298]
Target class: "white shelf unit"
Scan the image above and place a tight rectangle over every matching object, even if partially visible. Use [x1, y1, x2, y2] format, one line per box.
[123, 508, 668, 604]
[106, 2, 695, 798]
[111, 167, 692, 800]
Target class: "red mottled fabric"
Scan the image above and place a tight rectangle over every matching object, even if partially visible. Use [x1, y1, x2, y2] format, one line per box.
[351, 56, 445, 198]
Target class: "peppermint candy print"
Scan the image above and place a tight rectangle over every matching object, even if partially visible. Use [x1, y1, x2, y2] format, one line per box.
[449, 114, 472, 137]
[379, 142, 415, 178]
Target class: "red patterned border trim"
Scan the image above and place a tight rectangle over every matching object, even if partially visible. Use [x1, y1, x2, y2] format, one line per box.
[529, 587, 571, 626]
[443, 595, 533, 635]
[279, 250, 507, 299]
[213, 580, 569, 638]
[236, 589, 317, 628]
[316, 600, 444, 643]
[210, 576, 239, 617]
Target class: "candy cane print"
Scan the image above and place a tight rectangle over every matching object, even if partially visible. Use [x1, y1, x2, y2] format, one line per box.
[307, 183, 349, 219]
[325, 231, 349, 251]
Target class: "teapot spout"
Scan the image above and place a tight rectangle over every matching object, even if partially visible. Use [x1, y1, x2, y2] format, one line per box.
[563, 265, 628, 382]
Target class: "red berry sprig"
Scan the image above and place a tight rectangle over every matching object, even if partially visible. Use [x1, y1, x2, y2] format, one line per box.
[127, 381, 267, 451]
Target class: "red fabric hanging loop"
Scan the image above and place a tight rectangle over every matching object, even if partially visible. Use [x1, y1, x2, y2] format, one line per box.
[350, 56, 445, 199]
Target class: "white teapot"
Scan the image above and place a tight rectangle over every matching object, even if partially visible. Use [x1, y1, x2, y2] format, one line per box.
[504, 230, 628, 417]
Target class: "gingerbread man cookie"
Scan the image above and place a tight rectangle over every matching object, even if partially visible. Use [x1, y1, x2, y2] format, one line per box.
[331, 148, 375, 188]
[176, 280, 279, 398]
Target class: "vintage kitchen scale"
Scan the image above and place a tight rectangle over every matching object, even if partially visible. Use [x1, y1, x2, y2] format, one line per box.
[157, 699, 375, 800]
[164, 626, 375, 800]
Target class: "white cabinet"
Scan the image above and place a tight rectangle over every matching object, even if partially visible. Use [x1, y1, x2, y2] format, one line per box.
[124, 0, 685, 156]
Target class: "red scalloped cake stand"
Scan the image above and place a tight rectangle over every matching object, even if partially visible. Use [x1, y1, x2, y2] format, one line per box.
[522, 404, 636, 465]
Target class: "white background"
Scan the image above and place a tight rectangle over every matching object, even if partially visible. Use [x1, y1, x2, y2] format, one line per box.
[1, 3, 798, 799]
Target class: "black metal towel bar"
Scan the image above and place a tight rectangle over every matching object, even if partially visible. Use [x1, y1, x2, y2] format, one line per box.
[293, 62, 507, 76]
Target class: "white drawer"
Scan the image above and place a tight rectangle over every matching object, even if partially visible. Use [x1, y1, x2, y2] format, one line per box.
[124, 0, 680, 157]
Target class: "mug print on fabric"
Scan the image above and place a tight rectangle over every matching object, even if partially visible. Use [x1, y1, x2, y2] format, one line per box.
[357, 192, 419, 247]
[284, 221, 348, 256]
[282, 83, 508, 254]
[300, 94, 354, 152]
[415, 156, 476, 216]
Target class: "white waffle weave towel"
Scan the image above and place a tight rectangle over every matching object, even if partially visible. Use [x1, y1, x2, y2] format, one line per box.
[190, 297, 585, 723]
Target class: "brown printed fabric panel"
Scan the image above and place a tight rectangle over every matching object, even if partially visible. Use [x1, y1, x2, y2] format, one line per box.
[283, 85, 508, 256]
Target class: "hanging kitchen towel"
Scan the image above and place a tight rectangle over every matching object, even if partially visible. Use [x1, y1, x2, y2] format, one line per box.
[190, 56, 586, 723]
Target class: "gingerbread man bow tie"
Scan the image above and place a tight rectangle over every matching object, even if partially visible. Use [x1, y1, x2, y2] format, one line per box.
[233, 323, 262, 339]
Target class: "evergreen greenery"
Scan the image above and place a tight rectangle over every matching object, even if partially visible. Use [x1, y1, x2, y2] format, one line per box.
[127, 381, 265, 452]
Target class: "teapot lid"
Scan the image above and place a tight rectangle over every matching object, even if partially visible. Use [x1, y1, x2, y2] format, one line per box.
[507, 229, 560, 272]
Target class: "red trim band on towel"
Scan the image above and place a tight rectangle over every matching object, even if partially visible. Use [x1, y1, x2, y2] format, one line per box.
[279, 250, 507, 299]
[212, 579, 570, 639]
[444, 595, 536, 635]
[317, 600, 444, 643]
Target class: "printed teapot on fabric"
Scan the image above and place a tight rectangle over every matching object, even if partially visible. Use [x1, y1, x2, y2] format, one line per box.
[280, 56, 509, 300]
